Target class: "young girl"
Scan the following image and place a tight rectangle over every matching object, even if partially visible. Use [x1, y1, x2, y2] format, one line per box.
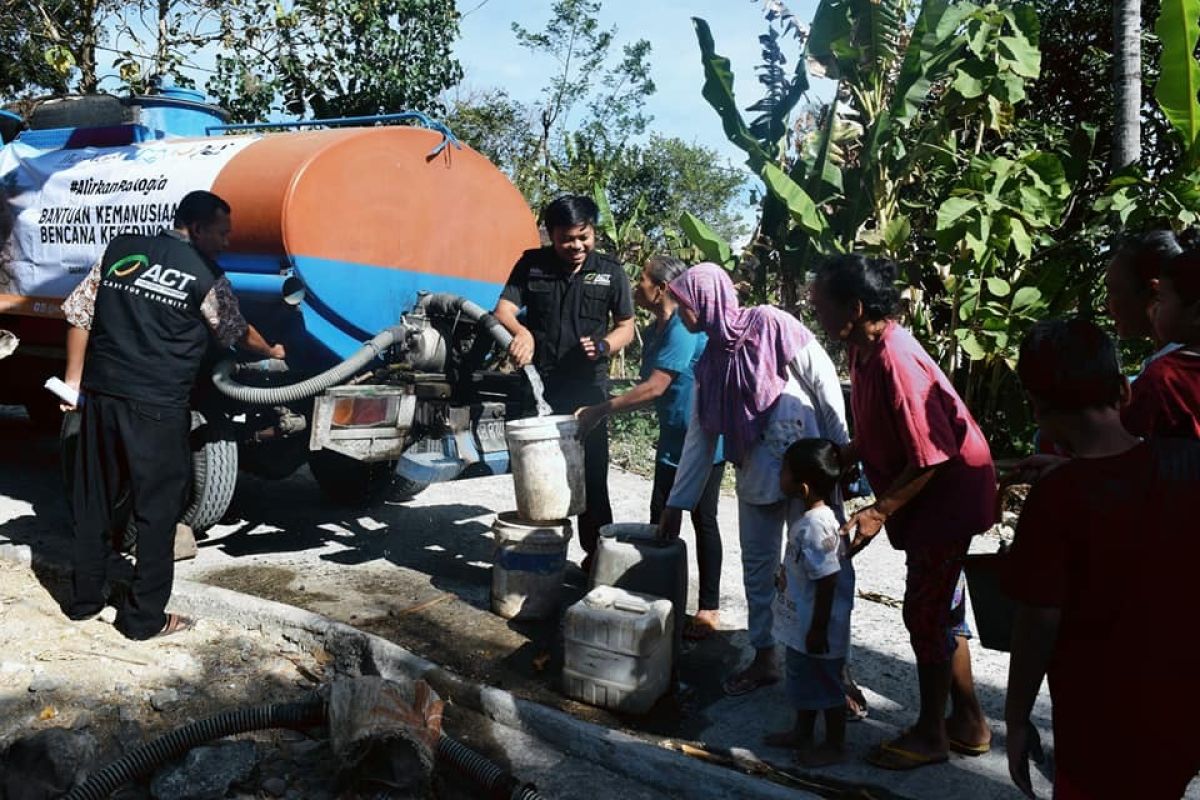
[765, 438, 855, 766]
[1123, 248, 1200, 439]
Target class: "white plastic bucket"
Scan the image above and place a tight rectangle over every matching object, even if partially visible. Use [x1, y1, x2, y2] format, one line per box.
[491, 512, 572, 620]
[505, 414, 586, 522]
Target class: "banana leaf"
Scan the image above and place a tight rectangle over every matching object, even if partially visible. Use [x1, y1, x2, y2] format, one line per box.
[1155, 0, 1200, 163]
[806, 0, 856, 79]
[807, 0, 904, 83]
[591, 183, 619, 249]
[890, 0, 973, 128]
[805, 95, 843, 206]
[679, 211, 735, 268]
[762, 162, 829, 237]
[693, 17, 769, 169]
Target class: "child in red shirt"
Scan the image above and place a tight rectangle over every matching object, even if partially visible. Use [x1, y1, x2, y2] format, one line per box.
[1004, 318, 1200, 799]
[1123, 248, 1200, 438]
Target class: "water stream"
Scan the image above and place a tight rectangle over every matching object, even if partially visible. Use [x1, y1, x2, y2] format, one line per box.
[523, 364, 553, 417]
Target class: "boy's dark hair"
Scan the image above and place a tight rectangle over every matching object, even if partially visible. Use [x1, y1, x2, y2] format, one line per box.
[174, 190, 230, 229]
[1163, 248, 1200, 307]
[783, 438, 841, 501]
[815, 254, 901, 321]
[1017, 318, 1124, 413]
[541, 195, 598, 232]
[1112, 229, 1181, 290]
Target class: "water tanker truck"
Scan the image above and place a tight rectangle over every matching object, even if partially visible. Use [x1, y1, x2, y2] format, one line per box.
[0, 90, 541, 531]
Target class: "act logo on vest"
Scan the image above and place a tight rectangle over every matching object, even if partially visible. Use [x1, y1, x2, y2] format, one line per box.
[103, 253, 197, 310]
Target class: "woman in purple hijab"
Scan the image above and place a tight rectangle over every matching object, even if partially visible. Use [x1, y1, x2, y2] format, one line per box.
[658, 263, 850, 696]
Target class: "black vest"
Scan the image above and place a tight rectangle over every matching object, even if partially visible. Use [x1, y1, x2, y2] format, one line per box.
[83, 231, 218, 408]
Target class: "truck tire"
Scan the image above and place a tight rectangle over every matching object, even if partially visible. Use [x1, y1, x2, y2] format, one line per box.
[60, 410, 237, 549]
[179, 411, 238, 533]
[309, 450, 398, 506]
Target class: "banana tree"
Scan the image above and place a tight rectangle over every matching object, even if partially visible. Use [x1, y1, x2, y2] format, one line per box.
[691, 10, 813, 297]
[1095, 0, 1200, 231]
[687, 0, 1070, 453]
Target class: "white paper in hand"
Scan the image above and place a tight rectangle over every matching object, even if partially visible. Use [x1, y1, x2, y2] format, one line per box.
[44, 377, 80, 407]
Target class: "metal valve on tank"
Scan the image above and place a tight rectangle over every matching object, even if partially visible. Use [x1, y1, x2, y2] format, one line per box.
[404, 321, 447, 372]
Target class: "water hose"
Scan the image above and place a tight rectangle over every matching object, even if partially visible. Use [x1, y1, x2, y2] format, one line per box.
[436, 734, 542, 800]
[211, 325, 404, 405]
[211, 293, 515, 406]
[63, 696, 326, 800]
[63, 694, 544, 800]
[417, 292, 514, 350]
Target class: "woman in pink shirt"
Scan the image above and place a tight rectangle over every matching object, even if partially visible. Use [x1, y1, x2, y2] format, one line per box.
[809, 255, 996, 770]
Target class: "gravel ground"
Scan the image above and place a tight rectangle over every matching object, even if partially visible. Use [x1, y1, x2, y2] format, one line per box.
[0, 404, 1066, 798]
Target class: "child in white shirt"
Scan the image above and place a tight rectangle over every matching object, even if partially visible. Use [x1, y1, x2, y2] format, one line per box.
[764, 438, 856, 766]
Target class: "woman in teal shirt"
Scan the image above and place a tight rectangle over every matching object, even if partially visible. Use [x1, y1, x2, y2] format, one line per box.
[577, 256, 726, 638]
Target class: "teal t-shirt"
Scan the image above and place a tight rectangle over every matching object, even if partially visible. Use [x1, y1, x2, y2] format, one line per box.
[640, 313, 724, 467]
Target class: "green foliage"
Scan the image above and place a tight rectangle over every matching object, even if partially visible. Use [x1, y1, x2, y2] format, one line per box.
[1093, 0, 1200, 235]
[1155, 0, 1200, 165]
[686, 0, 1083, 454]
[680, 212, 736, 268]
[511, 0, 655, 209]
[607, 404, 660, 479]
[445, 3, 746, 260]
[208, 0, 462, 122]
[0, 0, 116, 97]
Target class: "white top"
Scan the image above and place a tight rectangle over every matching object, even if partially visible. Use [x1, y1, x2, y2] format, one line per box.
[665, 339, 850, 509]
[772, 505, 855, 658]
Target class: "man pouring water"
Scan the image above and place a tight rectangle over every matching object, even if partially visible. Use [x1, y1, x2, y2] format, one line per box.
[493, 195, 635, 571]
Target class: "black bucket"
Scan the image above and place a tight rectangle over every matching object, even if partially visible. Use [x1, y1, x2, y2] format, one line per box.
[963, 550, 1017, 652]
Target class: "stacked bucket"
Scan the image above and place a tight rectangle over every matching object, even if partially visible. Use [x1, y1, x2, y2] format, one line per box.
[490, 415, 585, 621]
[495, 415, 688, 715]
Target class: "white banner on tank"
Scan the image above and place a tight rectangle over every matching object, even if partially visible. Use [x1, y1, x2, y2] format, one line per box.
[0, 135, 257, 301]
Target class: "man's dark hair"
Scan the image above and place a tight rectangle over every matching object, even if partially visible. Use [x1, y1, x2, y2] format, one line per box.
[1017, 318, 1125, 413]
[174, 190, 230, 229]
[541, 195, 598, 232]
[783, 438, 842, 501]
[815, 254, 901, 321]
[1112, 229, 1181, 290]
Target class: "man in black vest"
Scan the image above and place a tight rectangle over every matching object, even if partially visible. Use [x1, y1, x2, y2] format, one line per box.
[494, 195, 635, 568]
[60, 190, 283, 639]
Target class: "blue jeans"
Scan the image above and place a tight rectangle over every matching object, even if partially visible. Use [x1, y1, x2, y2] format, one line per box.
[738, 498, 793, 650]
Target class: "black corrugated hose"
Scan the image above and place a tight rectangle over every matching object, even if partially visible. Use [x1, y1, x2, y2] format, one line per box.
[436, 733, 543, 800]
[62, 696, 326, 800]
[62, 694, 544, 800]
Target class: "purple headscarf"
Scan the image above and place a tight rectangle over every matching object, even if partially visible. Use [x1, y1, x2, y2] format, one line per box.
[669, 263, 813, 465]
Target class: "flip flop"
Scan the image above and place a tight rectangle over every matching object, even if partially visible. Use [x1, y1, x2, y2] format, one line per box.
[721, 670, 779, 696]
[866, 741, 949, 771]
[845, 696, 869, 722]
[150, 613, 195, 639]
[948, 737, 991, 756]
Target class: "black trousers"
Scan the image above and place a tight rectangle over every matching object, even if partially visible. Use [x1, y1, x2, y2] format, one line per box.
[546, 382, 611, 555]
[69, 392, 190, 640]
[650, 460, 726, 611]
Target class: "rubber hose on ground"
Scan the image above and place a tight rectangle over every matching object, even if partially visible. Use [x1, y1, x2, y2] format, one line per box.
[436, 734, 544, 800]
[62, 697, 326, 800]
[212, 325, 404, 405]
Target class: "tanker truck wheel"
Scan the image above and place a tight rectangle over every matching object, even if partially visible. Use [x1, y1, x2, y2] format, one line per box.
[308, 450, 428, 505]
[179, 411, 238, 533]
[60, 410, 237, 552]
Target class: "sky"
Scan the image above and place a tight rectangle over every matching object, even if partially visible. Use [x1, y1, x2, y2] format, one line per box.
[450, 0, 830, 175]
